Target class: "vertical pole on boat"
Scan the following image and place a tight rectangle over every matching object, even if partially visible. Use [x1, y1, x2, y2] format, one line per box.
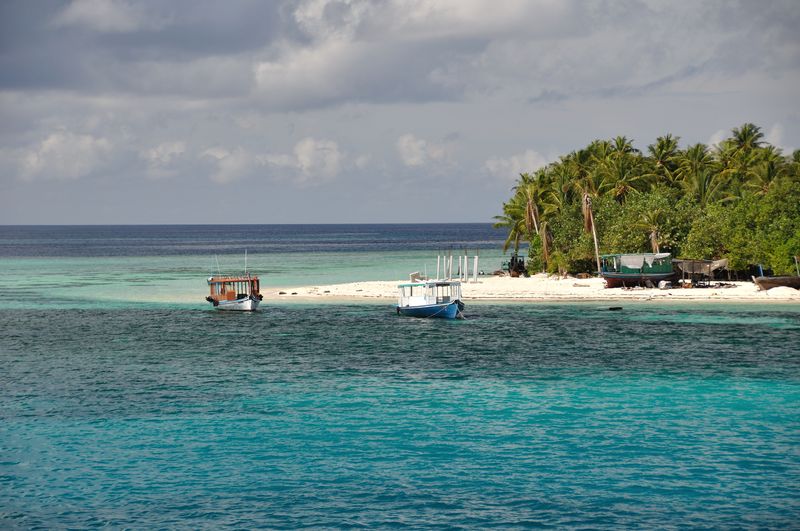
[464, 251, 468, 282]
[215, 254, 221, 276]
[437, 255, 440, 280]
[245, 249, 248, 275]
[473, 255, 479, 283]
[458, 255, 462, 281]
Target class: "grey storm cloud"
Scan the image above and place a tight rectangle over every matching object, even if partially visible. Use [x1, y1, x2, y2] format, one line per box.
[0, 0, 798, 224]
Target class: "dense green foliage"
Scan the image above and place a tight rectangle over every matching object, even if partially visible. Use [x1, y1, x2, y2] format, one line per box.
[494, 124, 800, 275]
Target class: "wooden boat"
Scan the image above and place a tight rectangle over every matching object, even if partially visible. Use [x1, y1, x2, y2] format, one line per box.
[206, 274, 262, 311]
[752, 276, 800, 291]
[600, 253, 675, 288]
[396, 280, 465, 319]
[753, 256, 800, 291]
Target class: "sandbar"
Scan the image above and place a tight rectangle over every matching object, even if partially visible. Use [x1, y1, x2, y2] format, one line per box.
[267, 274, 800, 303]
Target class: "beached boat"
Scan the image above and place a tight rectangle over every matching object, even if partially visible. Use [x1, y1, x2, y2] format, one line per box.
[600, 253, 675, 288]
[396, 280, 465, 319]
[206, 274, 262, 311]
[753, 256, 800, 291]
[752, 276, 800, 291]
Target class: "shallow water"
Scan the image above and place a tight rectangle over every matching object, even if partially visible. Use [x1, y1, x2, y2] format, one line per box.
[1, 225, 799, 527]
[0, 224, 509, 308]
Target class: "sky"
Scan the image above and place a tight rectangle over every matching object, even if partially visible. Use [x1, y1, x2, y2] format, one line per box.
[1, 0, 798, 224]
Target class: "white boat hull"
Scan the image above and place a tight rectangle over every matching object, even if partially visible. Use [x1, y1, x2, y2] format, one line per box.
[213, 297, 260, 311]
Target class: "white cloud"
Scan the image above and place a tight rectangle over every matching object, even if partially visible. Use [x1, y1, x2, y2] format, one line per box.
[253, 38, 361, 108]
[396, 134, 427, 166]
[765, 123, 786, 151]
[354, 154, 371, 169]
[707, 129, 727, 148]
[396, 134, 453, 167]
[52, 0, 161, 33]
[485, 149, 550, 181]
[16, 130, 112, 181]
[294, 137, 342, 180]
[293, 0, 372, 41]
[201, 146, 252, 184]
[140, 141, 186, 179]
[260, 137, 343, 185]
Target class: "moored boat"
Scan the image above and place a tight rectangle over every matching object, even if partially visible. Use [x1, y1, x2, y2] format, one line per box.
[396, 280, 465, 319]
[206, 274, 263, 311]
[600, 253, 675, 288]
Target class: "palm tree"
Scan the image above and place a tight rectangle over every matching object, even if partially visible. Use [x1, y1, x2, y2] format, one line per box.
[645, 134, 680, 184]
[690, 169, 730, 207]
[730, 123, 764, 153]
[635, 208, 666, 253]
[587, 139, 613, 165]
[610, 136, 639, 157]
[493, 202, 525, 254]
[581, 192, 602, 274]
[675, 143, 729, 207]
[517, 173, 563, 271]
[745, 146, 786, 196]
[601, 153, 645, 202]
[543, 164, 573, 215]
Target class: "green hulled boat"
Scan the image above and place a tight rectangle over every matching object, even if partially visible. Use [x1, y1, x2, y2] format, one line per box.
[600, 253, 675, 288]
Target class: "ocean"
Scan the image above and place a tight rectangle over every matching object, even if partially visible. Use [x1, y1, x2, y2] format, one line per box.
[1, 224, 799, 528]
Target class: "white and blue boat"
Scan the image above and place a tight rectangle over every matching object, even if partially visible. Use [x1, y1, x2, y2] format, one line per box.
[396, 280, 465, 319]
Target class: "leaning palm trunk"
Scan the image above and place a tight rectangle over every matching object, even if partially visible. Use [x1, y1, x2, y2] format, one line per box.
[525, 199, 539, 235]
[582, 193, 602, 274]
[650, 230, 660, 254]
[540, 222, 551, 271]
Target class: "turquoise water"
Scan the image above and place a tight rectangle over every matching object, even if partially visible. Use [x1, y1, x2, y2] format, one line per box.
[1, 225, 799, 527]
[0, 249, 507, 309]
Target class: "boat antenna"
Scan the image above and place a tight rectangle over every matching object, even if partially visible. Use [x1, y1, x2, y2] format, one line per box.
[215, 254, 221, 276]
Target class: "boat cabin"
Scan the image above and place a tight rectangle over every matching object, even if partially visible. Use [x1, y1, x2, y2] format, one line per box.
[600, 253, 673, 275]
[207, 275, 260, 303]
[397, 281, 462, 308]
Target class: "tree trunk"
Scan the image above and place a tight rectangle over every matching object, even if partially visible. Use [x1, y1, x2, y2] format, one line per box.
[589, 208, 601, 274]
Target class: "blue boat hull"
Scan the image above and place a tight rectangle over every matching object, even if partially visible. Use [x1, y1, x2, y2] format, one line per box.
[397, 301, 463, 319]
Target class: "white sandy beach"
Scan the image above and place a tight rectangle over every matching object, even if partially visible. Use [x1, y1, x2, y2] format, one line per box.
[266, 274, 800, 303]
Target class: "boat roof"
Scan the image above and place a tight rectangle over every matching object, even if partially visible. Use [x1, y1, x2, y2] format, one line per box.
[397, 280, 461, 288]
[208, 275, 259, 282]
[601, 252, 671, 259]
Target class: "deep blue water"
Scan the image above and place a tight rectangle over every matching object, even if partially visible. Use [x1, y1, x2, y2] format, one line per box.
[1, 225, 799, 528]
[0, 224, 507, 257]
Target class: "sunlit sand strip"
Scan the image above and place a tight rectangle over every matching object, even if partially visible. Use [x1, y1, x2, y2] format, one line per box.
[267, 275, 800, 303]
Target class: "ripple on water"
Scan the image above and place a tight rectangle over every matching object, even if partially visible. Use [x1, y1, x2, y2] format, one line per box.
[1, 303, 799, 528]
